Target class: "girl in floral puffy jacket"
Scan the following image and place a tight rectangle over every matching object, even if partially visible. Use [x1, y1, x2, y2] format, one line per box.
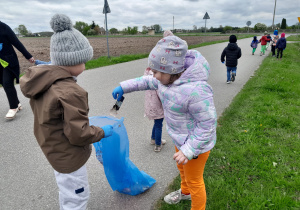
[112, 31, 217, 210]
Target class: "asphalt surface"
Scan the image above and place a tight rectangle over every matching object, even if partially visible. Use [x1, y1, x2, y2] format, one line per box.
[0, 37, 271, 210]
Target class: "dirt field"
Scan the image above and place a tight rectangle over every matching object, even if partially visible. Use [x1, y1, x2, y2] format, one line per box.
[16, 35, 227, 74]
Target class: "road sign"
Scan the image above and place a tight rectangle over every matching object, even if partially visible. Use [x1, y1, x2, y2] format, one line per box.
[103, 0, 111, 14]
[203, 12, 210, 19]
[246, 21, 251, 26]
[298, 17, 300, 22]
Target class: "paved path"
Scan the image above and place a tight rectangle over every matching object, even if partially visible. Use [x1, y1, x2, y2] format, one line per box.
[0, 37, 271, 210]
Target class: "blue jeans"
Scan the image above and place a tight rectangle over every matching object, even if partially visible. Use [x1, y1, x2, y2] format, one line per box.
[227, 66, 237, 82]
[151, 118, 164, 145]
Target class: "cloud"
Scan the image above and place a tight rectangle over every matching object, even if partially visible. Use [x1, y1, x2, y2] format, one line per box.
[0, 0, 298, 33]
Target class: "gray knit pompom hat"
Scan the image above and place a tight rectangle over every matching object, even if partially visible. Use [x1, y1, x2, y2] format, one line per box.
[50, 14, 93, 66]
[148, 35, 188, 74]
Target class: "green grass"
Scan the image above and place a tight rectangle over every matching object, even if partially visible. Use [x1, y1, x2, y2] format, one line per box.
[85, 54, 148, 70]
[155, 43, 300, 210]
[286, 35, 300, 41]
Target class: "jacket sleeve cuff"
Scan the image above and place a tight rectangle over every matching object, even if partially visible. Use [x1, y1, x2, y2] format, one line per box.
[180, 143, 194, 160]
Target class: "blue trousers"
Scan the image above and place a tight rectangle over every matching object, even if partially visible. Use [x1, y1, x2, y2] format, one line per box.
[151, 118, 164, 145]
[226, 66, 237, 82]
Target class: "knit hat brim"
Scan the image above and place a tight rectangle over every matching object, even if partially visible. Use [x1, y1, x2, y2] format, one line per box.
[51, 46, 93, 66]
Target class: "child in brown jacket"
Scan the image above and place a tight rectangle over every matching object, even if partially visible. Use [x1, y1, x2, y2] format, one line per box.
[20, 14, 113, 209]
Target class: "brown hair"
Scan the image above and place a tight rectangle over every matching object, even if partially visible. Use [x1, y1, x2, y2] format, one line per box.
[168, 69, 186, 84]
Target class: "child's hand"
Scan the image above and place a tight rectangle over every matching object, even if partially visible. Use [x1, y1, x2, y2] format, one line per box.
[101, 125, 113, 138]
[112, 86, 124, 101]
[173, 150, 188, 165]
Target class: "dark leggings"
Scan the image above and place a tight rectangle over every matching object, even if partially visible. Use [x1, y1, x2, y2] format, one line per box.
[277, 48, 283, 58]
[1, 67, 20, 109]
[271, 45, 276, 56]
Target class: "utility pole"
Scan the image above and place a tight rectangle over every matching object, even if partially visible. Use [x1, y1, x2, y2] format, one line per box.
[173, 16, 174, 32]
[272, 0, 277, 30]
[103, 0, 111, 58]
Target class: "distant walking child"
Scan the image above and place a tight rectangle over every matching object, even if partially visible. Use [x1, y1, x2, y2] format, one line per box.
[259, 32, 271, 56]
[112, 34, 217, 210]
[20, 14, 113, 210]
[266, 33, 272, 50]
[221, 35, 242, 84]
[276, 33, 287, 60]
[250, 36, 260, 55]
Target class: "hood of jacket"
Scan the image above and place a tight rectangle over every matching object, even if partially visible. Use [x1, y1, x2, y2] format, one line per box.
[173, 50, 210, 86]
[20, 65, 73, 99]
[227, 43, 239, 51]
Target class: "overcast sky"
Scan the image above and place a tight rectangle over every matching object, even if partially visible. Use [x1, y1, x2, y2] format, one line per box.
[1, 0, 299, 33]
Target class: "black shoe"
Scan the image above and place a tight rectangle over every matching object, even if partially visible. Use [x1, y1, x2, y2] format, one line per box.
[231, 73, 236, 82]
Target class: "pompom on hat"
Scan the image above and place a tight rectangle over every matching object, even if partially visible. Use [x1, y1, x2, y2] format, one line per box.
[148, 35, 188, 75]
[50, 14, 93, 66]
[163, 30, 174, 37]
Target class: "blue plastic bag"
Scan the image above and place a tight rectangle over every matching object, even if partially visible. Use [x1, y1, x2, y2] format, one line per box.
[89, 116, 156, 195]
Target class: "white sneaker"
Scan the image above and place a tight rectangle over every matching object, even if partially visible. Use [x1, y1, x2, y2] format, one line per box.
[150, 139, 166, 145]
[5, 103, 22, 119]
[164, 189, 191, 204]
[226, 81, 231, 84]
[5, 109, 18, 119]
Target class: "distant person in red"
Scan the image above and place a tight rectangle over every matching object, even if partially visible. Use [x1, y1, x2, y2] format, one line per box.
[259, 32, 271, 56]
[0, 21, 35, 120]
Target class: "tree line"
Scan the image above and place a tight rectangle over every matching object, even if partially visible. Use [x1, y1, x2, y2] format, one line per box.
[13, 20, 163, 37]
[14, 18, 298, 37]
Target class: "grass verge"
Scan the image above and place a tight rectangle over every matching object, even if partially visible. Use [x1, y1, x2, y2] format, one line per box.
[286, 35, 300, 41]
[155, 43, 300, 209]
[85, 54, 148, 70]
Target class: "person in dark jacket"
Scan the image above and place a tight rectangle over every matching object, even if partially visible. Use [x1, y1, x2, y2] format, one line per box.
[221, 35, 242, 84]
[0, 21, 35, 119]
[276, 33, 287, 60]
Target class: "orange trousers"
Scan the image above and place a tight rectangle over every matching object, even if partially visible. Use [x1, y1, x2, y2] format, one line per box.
[175, 147, 210, 210]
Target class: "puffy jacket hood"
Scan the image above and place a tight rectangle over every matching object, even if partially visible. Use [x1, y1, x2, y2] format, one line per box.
[227, 43, 239, 51]
[20, 65, 73, 99]
[174, 50, 210, 85]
